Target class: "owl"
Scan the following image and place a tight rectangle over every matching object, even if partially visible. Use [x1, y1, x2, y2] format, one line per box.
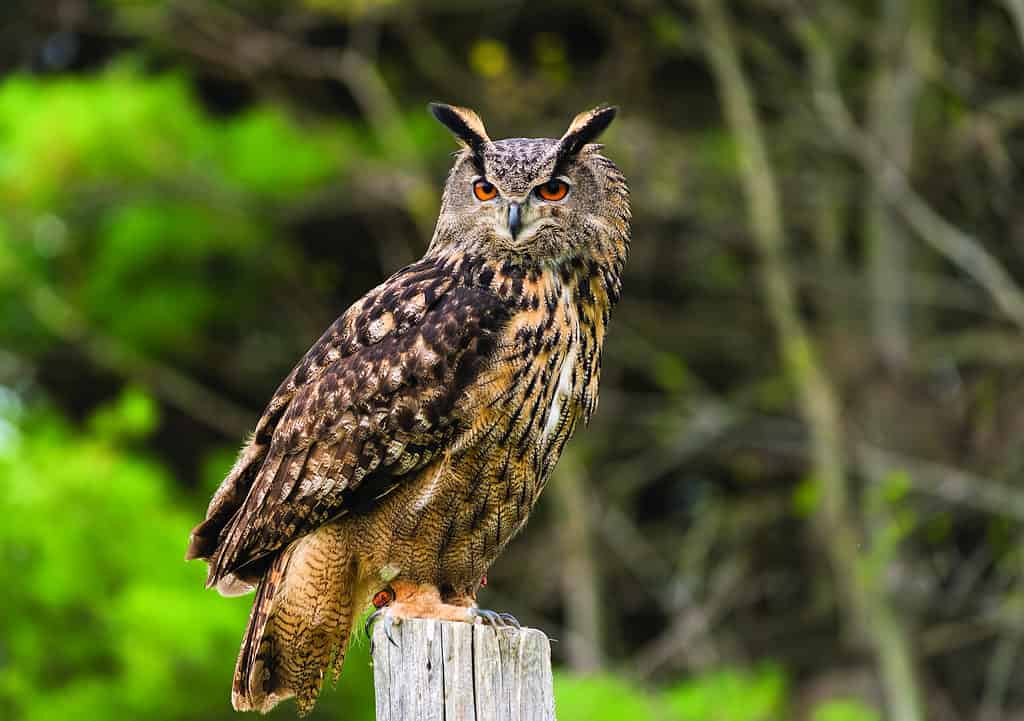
[186, 103, 630, 715]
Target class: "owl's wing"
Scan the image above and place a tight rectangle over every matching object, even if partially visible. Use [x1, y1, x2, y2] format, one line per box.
[186, 257, 510, 590]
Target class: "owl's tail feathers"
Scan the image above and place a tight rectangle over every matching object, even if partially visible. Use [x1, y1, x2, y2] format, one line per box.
[232, 522, 358, 716]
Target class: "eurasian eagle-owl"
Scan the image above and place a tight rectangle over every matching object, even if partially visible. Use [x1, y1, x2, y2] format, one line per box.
[187, 103, 630, 714]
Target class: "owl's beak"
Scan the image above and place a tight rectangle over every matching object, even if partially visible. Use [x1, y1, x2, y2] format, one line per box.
[507, 202, 522, 238]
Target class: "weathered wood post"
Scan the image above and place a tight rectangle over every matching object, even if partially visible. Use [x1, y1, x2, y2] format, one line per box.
[372, 618, 556, 721]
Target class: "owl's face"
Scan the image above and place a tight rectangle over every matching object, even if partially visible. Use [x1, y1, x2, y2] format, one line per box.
[428, 105, 629, 265]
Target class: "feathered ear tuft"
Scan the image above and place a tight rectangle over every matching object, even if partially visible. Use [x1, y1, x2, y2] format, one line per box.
[428, 103, 491, 156]
[557, 105, 618, 162]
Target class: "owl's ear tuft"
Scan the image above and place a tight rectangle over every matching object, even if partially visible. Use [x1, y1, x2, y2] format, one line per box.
[429, 103, 491, 156]
[557, 105, 618, 161]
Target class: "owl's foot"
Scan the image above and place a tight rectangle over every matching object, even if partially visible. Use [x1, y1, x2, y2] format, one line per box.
[366, 581, 521, 651]
[470, 608, 520, 628]
[364, 587, 400, 646]
[366, 580, 475, 637]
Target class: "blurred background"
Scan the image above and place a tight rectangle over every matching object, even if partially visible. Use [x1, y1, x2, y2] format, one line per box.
[2, 1, 1024, 720]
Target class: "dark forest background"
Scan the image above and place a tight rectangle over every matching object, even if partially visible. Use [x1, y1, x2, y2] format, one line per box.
[3, 2, 1024, 720]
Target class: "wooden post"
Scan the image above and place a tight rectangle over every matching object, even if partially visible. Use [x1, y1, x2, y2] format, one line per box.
[372, 618, 556, 721]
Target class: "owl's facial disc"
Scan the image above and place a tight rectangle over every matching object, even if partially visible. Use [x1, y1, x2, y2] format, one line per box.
[470, 172, 573, 246]
[499, 194, 565, 246]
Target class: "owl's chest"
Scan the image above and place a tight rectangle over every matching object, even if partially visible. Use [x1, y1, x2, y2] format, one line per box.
[369, 264, 613, 582]
[457, 272, 596, 477]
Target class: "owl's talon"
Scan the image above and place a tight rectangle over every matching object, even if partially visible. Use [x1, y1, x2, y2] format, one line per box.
[366, 609, 400, 651]
[471, 608, 519, 628]
[382, 615, 399, 647]
[365, 608, 384, 641]
[365, 586, 398, 643]
[499, 612, 521, 629]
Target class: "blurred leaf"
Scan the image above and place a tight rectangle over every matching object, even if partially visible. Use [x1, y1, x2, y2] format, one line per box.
[650, 13, 687, 49]
[470, 39, 510, 79]
[0, 64, 363, 362]
[0, 409, 246, 721]
[811, 699, 881, 721]
[653, 352, 693, 393]
[554, 674, 664, 721]
[214, 107, 346, 196]
[533, 33, 570, 86]
[0, 406, 376, 721]
[88, 385, 159, 441]
[793, 473, 822, 516]
[297, 0, 398, 17]
[664, 666, 787, 721]
[880, 470, 911, 504]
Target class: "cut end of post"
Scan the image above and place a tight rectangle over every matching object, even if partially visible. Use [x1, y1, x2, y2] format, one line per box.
[372, 618, 556, 721]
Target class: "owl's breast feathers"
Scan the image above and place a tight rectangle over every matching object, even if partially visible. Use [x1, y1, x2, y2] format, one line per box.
[186, 249, 619, 591]
[455, 254, 618, 483]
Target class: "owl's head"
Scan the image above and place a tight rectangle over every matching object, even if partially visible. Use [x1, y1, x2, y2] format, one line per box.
[427, 103, 629, 265]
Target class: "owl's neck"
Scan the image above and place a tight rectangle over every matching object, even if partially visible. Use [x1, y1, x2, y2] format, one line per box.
[431, 241, 625, 317]
[429, 209, 629, 304]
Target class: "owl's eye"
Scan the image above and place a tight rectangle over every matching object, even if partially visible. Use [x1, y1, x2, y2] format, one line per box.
[535, 179, 569, 202]
[473, 179, 498, 201]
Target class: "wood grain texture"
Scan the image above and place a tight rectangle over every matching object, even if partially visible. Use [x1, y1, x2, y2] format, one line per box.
[372, 619, 555, 721]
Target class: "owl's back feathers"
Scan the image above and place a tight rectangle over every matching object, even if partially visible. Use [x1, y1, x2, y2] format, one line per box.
[186, 255, 511, 591]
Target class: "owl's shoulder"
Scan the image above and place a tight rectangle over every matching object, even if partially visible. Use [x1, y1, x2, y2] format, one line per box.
[186, 253, 516, 578]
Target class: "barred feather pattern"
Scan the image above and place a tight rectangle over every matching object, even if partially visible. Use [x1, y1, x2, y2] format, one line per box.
[187, 129, 629, 715]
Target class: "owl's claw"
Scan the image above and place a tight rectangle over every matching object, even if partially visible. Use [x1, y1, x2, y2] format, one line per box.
[470, 608, 520, 629]
[364, 608, 383, 641]
[365, 586, 400, 649]
[366, 609, 400, 651]
[381, 615, 400, 648]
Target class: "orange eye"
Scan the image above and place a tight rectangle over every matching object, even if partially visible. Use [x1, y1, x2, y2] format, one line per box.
[473, 179, 498, 201]
[535, 179, 569, 201]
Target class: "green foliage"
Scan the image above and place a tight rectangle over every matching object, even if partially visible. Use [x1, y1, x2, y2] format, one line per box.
[0, 64, 344, 209]
[861, 469, 917, 587]
[664, 666, 787, 721]
[652, 352, 693, 394]
[0, 394, 238, 721]
[554, 674, 664, 721]
[88, 385, 160, 440]
[83, 200, 266, 355]
[470, 39, 511, 79]
[811, 699, 881, 721]
[0, 63, 357, 360]
[285, 0, 400, 18]
[793, 473, 822, 516]
[0, 393, 376, 721]
[555, 666, 788, 721]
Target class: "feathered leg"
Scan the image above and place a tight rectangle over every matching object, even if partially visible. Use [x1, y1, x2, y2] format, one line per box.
[232, 521, 358, 716]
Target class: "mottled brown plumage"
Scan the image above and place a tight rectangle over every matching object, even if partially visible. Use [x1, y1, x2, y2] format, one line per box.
[186, 103, 630, 714]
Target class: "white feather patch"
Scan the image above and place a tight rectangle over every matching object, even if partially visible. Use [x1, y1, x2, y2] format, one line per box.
[541, 286, 579, 445]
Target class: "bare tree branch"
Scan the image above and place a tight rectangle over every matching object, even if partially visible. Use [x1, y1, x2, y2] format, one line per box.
[864, 0, 924, 369]
[26, 283, 254, 437]
[691, 3, 925, 720]
[855, 443, 1024, 522]
[1005, 0, 1024, 50]
[551, 451, 605, 672]
[794, 12, 1024, 332]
